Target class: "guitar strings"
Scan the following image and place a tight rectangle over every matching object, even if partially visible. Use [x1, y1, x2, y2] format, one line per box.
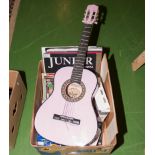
[62, 101, 67, 115]
[62, 100, 74, 124]
[62, 101, 74, 131]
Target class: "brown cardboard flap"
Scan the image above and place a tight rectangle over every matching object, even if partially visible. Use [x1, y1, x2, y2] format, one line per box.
[104, 73, 114, 127]
[39, 144, 115, 154]
[100, 55, 108, 82]
[30, 61, 43, 146]
[9, 70, 18, 89]
[100, 55, 118, 146]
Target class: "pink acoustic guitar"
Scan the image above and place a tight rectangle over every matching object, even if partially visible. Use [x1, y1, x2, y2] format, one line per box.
[35, 5, 99, 146]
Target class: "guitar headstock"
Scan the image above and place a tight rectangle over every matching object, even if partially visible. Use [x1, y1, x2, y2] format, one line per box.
[82, 4, 99, 25]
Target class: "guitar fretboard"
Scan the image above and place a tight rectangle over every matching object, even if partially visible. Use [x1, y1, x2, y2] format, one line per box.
[71, 24, 93, 84]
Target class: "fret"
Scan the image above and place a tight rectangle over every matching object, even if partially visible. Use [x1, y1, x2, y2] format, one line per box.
[79, 47, 87, 50]
[74, 60, 85, 64]
[71, 78, 81, 83]
[81, 35, 90, 40]
[73, 73, 83, 77]
[80, 42, 87, 46]
[84, 27, 92, 30]
[78, 47, 87, 50]
[72, 74, 83, 79]
[73, 65, 84, 70]
[78, 48, 87, 53]
[73, 69, 83, 73]
[84, 24, 93, 29]
[74, 60, 85, 65]
[73, 70, 82, 74]
[75, 60, 85, 63]
[72, 70, 83, 75]
[71, 76, 81, 81]
[83, 28, 91, 31]
[75, 59, 85, 64]
[79, 44, 88, 46]
[78, 50, 87, 54]
[79, 46, 87, 49]
[73, 66, 83, 70]
[81, 38, 89, 41]
[82, 34, 89, 37]
[71, 74, 81, 79]
[78, 47, 87, 51]
[71, 76, 80, 80]
[75, 59, 85, 63]
[76, 52, 87, 56]
[72, 66, 83, 71]
[83, 30, 91, 34]
[75, 58, 85, 62]
[81, 39, 89, 42]
[82, 34, 89, 38]
[72, 78, 81, 82]
[72, 74, 82, 78]
[79, 47, 88, 50]
[75, 61, 84, 64]
[71, 80, 80, 84]
[72, 69, 82, 73]
[76, 56, 86, 60]
[74, 68, 84, 72]
[84, 25, 92, 28]
[73, 63, 83, 67]
[80, 42, 88, 46]
[72, 70, 82, 74]
[78, 48, 87, 51]
[72, 70, 80, 74]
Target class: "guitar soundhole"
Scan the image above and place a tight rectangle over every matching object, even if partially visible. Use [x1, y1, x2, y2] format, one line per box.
[61, 79, 86, 102]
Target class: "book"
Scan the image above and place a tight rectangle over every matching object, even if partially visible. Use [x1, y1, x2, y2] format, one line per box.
[42, 46, 103, 74]
[41, 73, 54, 102]
[37, 134, 61, 147]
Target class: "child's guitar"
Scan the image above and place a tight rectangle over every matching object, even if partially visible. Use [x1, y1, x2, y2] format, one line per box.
[35, 4, 99, 146]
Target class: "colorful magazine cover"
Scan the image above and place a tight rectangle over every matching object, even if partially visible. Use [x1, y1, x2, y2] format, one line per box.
[42, 46, 103, 74]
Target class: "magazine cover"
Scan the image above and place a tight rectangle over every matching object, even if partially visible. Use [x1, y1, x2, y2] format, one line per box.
[42, 46, 103, 74]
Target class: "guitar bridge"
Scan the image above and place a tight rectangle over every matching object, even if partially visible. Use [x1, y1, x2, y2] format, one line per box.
[53, 114, 80, 125]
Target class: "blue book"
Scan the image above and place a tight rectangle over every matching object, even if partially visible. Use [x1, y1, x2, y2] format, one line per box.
[37, 134, 61, 146]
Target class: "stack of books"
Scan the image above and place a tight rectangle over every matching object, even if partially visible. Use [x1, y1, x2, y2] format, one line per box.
[37, 46, 110, 147]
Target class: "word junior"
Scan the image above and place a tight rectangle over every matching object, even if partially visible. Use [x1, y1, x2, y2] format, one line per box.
[48, 57, 93, 68]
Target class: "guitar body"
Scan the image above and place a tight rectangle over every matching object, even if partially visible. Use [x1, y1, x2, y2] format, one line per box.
[35, 67, 98, 146]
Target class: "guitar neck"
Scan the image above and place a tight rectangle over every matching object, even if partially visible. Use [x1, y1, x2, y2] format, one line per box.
[71, 24, 93, 84]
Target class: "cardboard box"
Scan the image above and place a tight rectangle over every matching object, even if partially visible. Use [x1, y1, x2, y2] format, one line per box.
[30, 54, 118, 154]
[9, 70, 26, 149]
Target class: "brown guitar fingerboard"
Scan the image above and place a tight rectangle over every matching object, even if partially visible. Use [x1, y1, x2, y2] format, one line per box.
[9, 0, 21, 48]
